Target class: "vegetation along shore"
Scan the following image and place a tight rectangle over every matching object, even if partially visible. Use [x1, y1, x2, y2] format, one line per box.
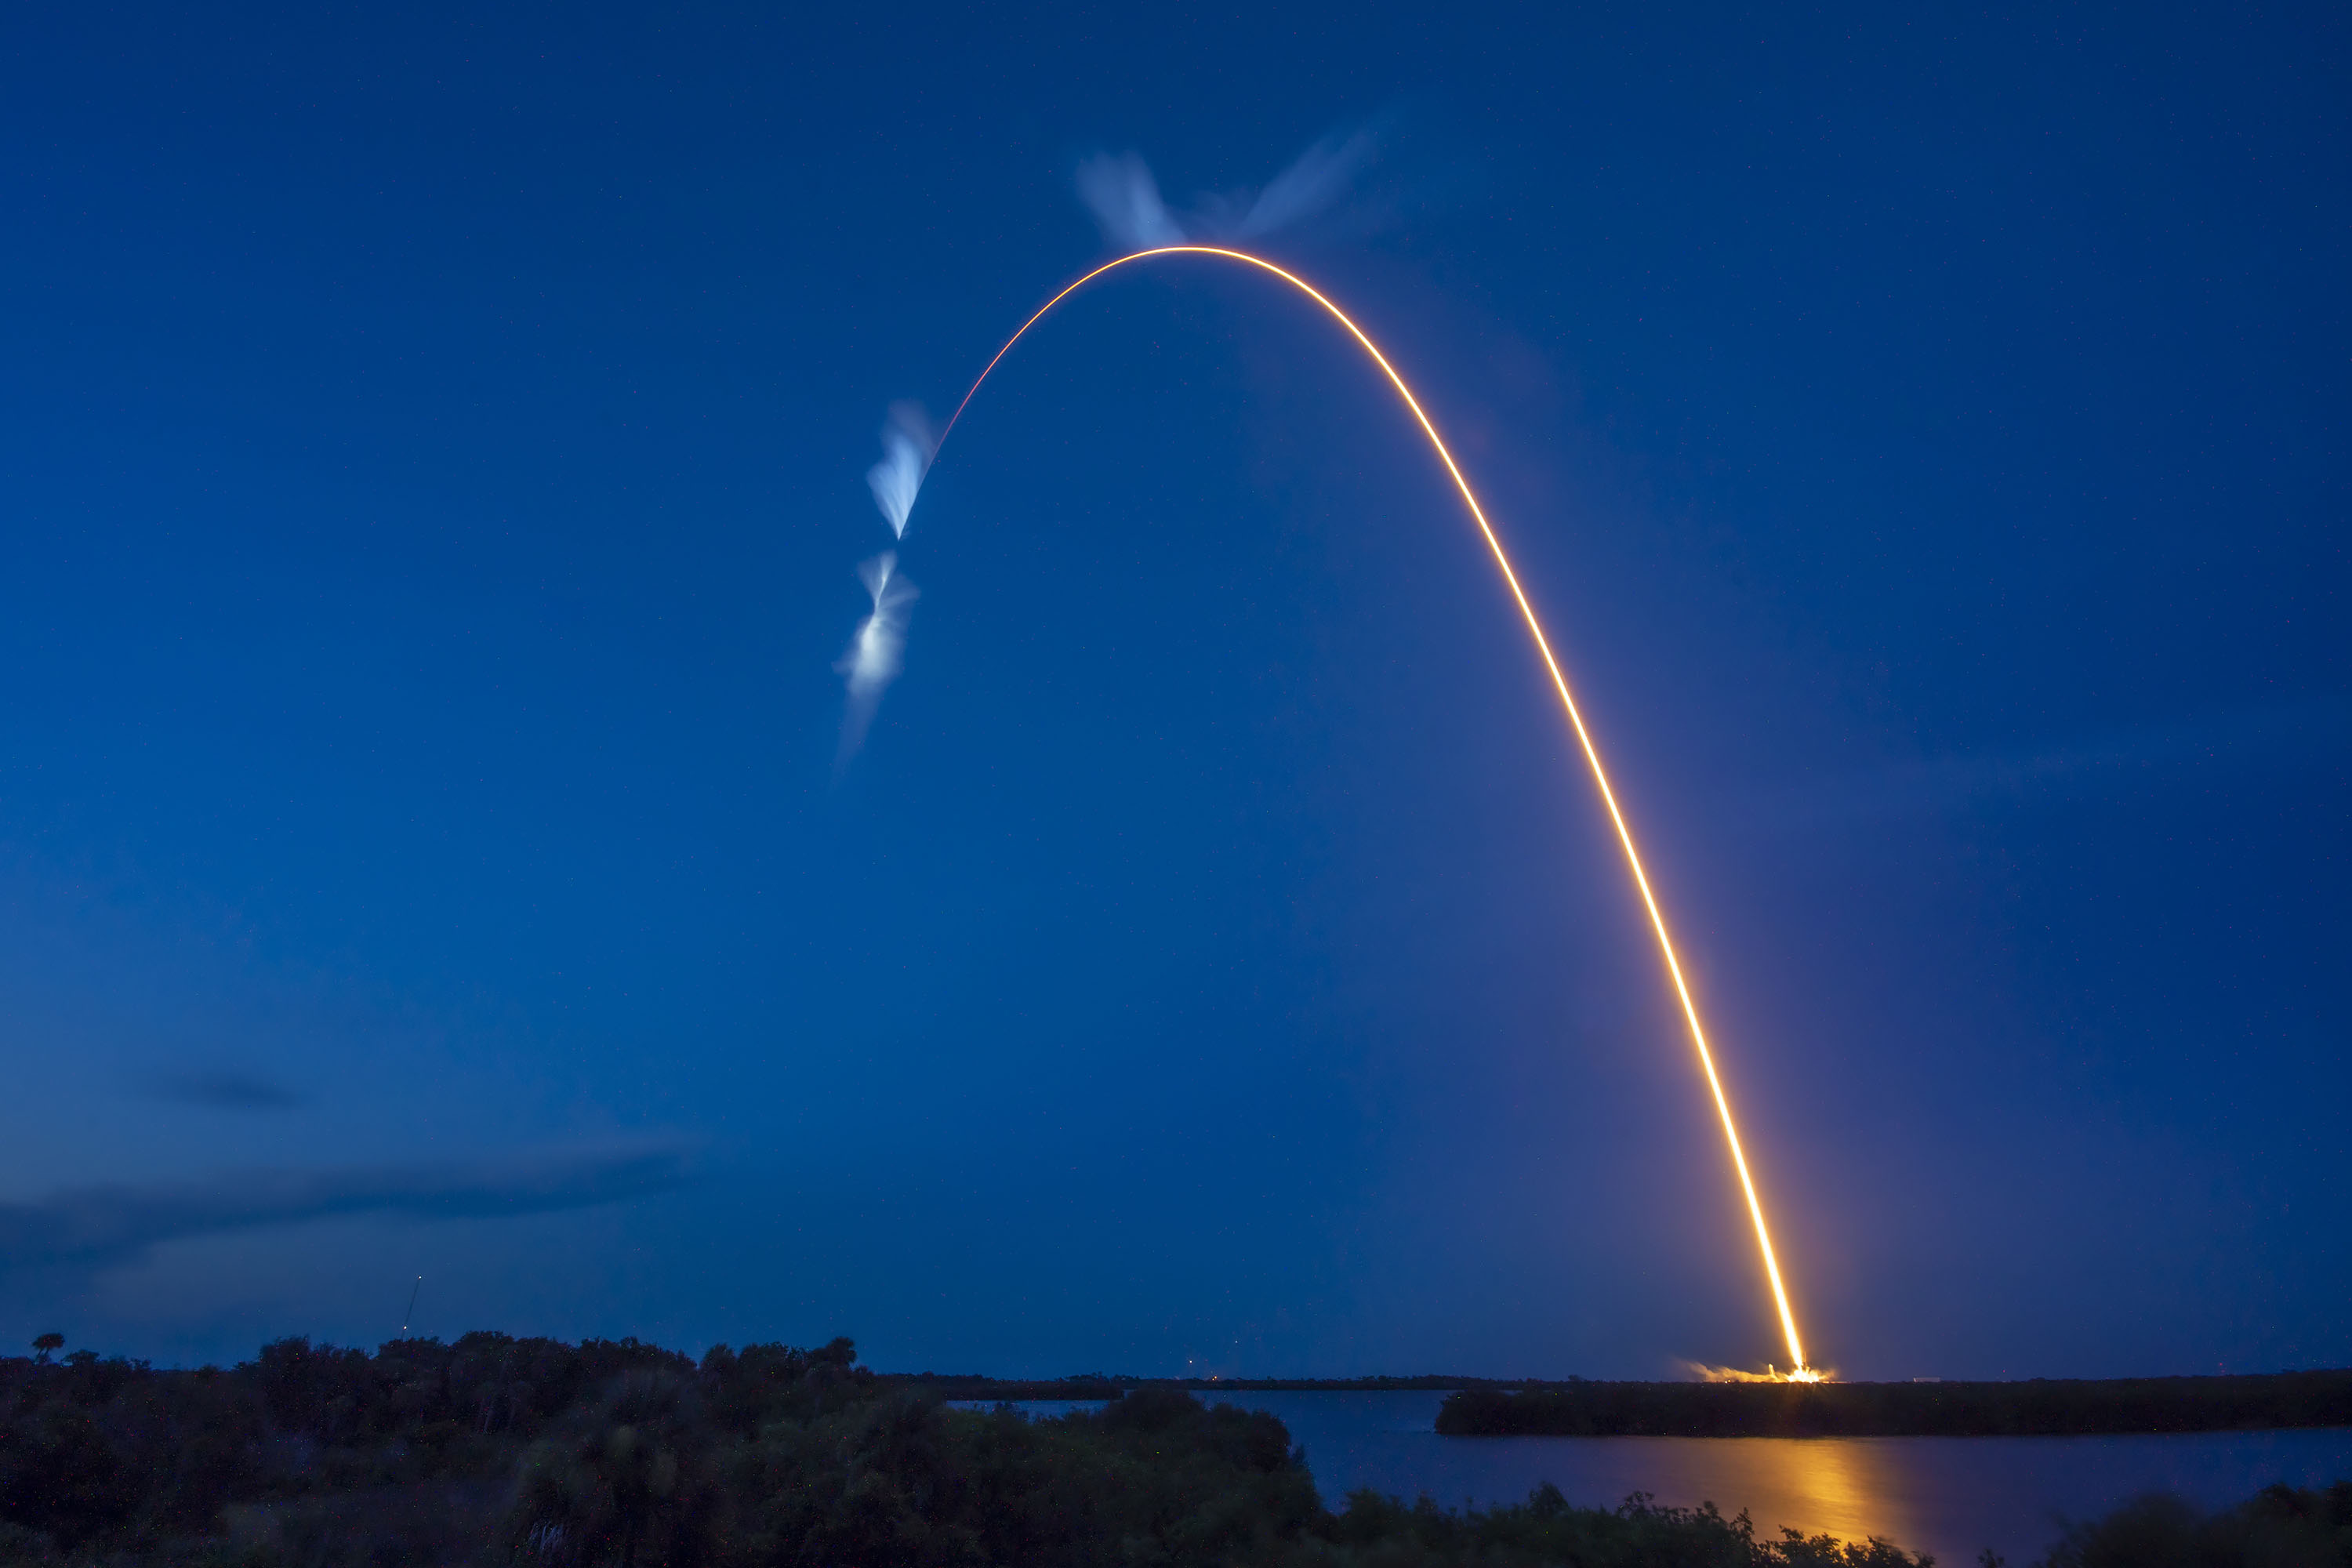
[1436, 1370, 2352, 1439]
[3, 1333, 2347, 1566]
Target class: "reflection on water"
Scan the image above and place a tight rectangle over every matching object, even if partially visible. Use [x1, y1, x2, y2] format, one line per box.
[964, 1392, 2352, 1565]
[1199, 1394, 1940, 1549]
[1693, 1435, 1920, 1551]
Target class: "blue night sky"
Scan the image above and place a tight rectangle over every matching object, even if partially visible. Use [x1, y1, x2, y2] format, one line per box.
[0, 2, 2343, 1381]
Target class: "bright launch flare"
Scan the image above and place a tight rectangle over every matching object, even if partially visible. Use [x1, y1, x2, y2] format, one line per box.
[916, 245, 1818, 1381]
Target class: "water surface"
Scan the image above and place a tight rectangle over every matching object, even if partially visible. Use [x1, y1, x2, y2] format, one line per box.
[967, 1392, 2352, 1564]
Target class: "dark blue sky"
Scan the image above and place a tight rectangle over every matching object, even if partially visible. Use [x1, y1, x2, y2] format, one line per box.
[0, 1, 2343, 1380]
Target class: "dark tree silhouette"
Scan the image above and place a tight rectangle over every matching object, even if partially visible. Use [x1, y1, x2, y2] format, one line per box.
[36, 1329, 2296, 1565]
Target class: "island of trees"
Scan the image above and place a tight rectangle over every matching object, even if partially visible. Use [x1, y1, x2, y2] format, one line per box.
[1435, 1370, 2352, 1439]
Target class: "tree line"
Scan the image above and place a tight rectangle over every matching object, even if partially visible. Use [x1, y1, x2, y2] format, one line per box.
[1437, 1370, 2352, 1439]
[0, 1330, 1935, 1566]
[7, 1331, 2345, 1565]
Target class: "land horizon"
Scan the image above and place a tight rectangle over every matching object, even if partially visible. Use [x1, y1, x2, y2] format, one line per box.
[902, 1367, 2352, 1398]
[1433, 1369, 2352, 1439]
[29, 1332, 2352, 1420]
[9, 1327, 2347, 1565]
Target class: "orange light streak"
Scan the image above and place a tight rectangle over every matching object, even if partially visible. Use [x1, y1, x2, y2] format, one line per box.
[929, 245, 1813, 1378]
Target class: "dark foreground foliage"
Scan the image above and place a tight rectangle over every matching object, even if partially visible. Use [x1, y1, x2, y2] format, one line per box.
[1439, 1371, 2352, 1439]
[2027, 1480, 2352, 1568]
[7, 1332, 2330, 1567]
[0, 1334, 1935, 1567]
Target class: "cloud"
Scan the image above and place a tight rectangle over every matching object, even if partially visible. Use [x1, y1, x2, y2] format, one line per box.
[151, 1069, 303, 1111]
[1740, 700, 2347, 832]
[0, 1142, 694, 1273]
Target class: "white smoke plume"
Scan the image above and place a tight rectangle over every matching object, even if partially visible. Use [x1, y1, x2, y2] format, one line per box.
[836, 551, 918, 760]
[1235, 123, 1383, 237]
[836, 121, 1396, 768]
[865, 401, 938, 539]
[1075, 151, 1187, 249]
[1076, 122, 1389, 250]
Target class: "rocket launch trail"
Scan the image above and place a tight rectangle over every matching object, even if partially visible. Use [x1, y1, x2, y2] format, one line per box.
[925, 245, 1817, 1381]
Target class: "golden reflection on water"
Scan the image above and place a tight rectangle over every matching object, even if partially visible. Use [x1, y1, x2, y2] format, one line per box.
[1633, 1438, 1919, 1549]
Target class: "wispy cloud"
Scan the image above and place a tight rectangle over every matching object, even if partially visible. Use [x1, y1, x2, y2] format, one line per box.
[1740, 701, 2347, 832]
[151, 1069, 303, 1111]
[0, 1142, 694, 1272]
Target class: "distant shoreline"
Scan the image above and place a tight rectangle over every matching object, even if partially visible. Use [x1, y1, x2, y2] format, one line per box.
[1432, 1370, 2352, 1438]
[892, 1372, 1484, 1400]
[897, 1369, 2352, 1439]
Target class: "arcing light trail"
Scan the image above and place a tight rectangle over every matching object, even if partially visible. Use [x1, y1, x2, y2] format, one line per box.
[918, 244, 1819, 1381]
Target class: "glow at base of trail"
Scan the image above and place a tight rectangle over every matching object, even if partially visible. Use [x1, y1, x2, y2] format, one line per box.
[1693, 1362, 1832, 1385]
[931, 245, 1817, 1381]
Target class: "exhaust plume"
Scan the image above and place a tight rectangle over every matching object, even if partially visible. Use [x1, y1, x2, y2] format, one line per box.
[1236, 123, 1383, 236]
[1076, 122, 1388, 250]
[836, 551, 917, 760]
[1076, 151, 1186, 249]
[865, 401, 938, 539]
[1688, 1361, 1833, 1384]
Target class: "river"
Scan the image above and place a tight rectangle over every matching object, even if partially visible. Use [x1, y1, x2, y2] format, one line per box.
[960, 1392, 2352, 1565]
